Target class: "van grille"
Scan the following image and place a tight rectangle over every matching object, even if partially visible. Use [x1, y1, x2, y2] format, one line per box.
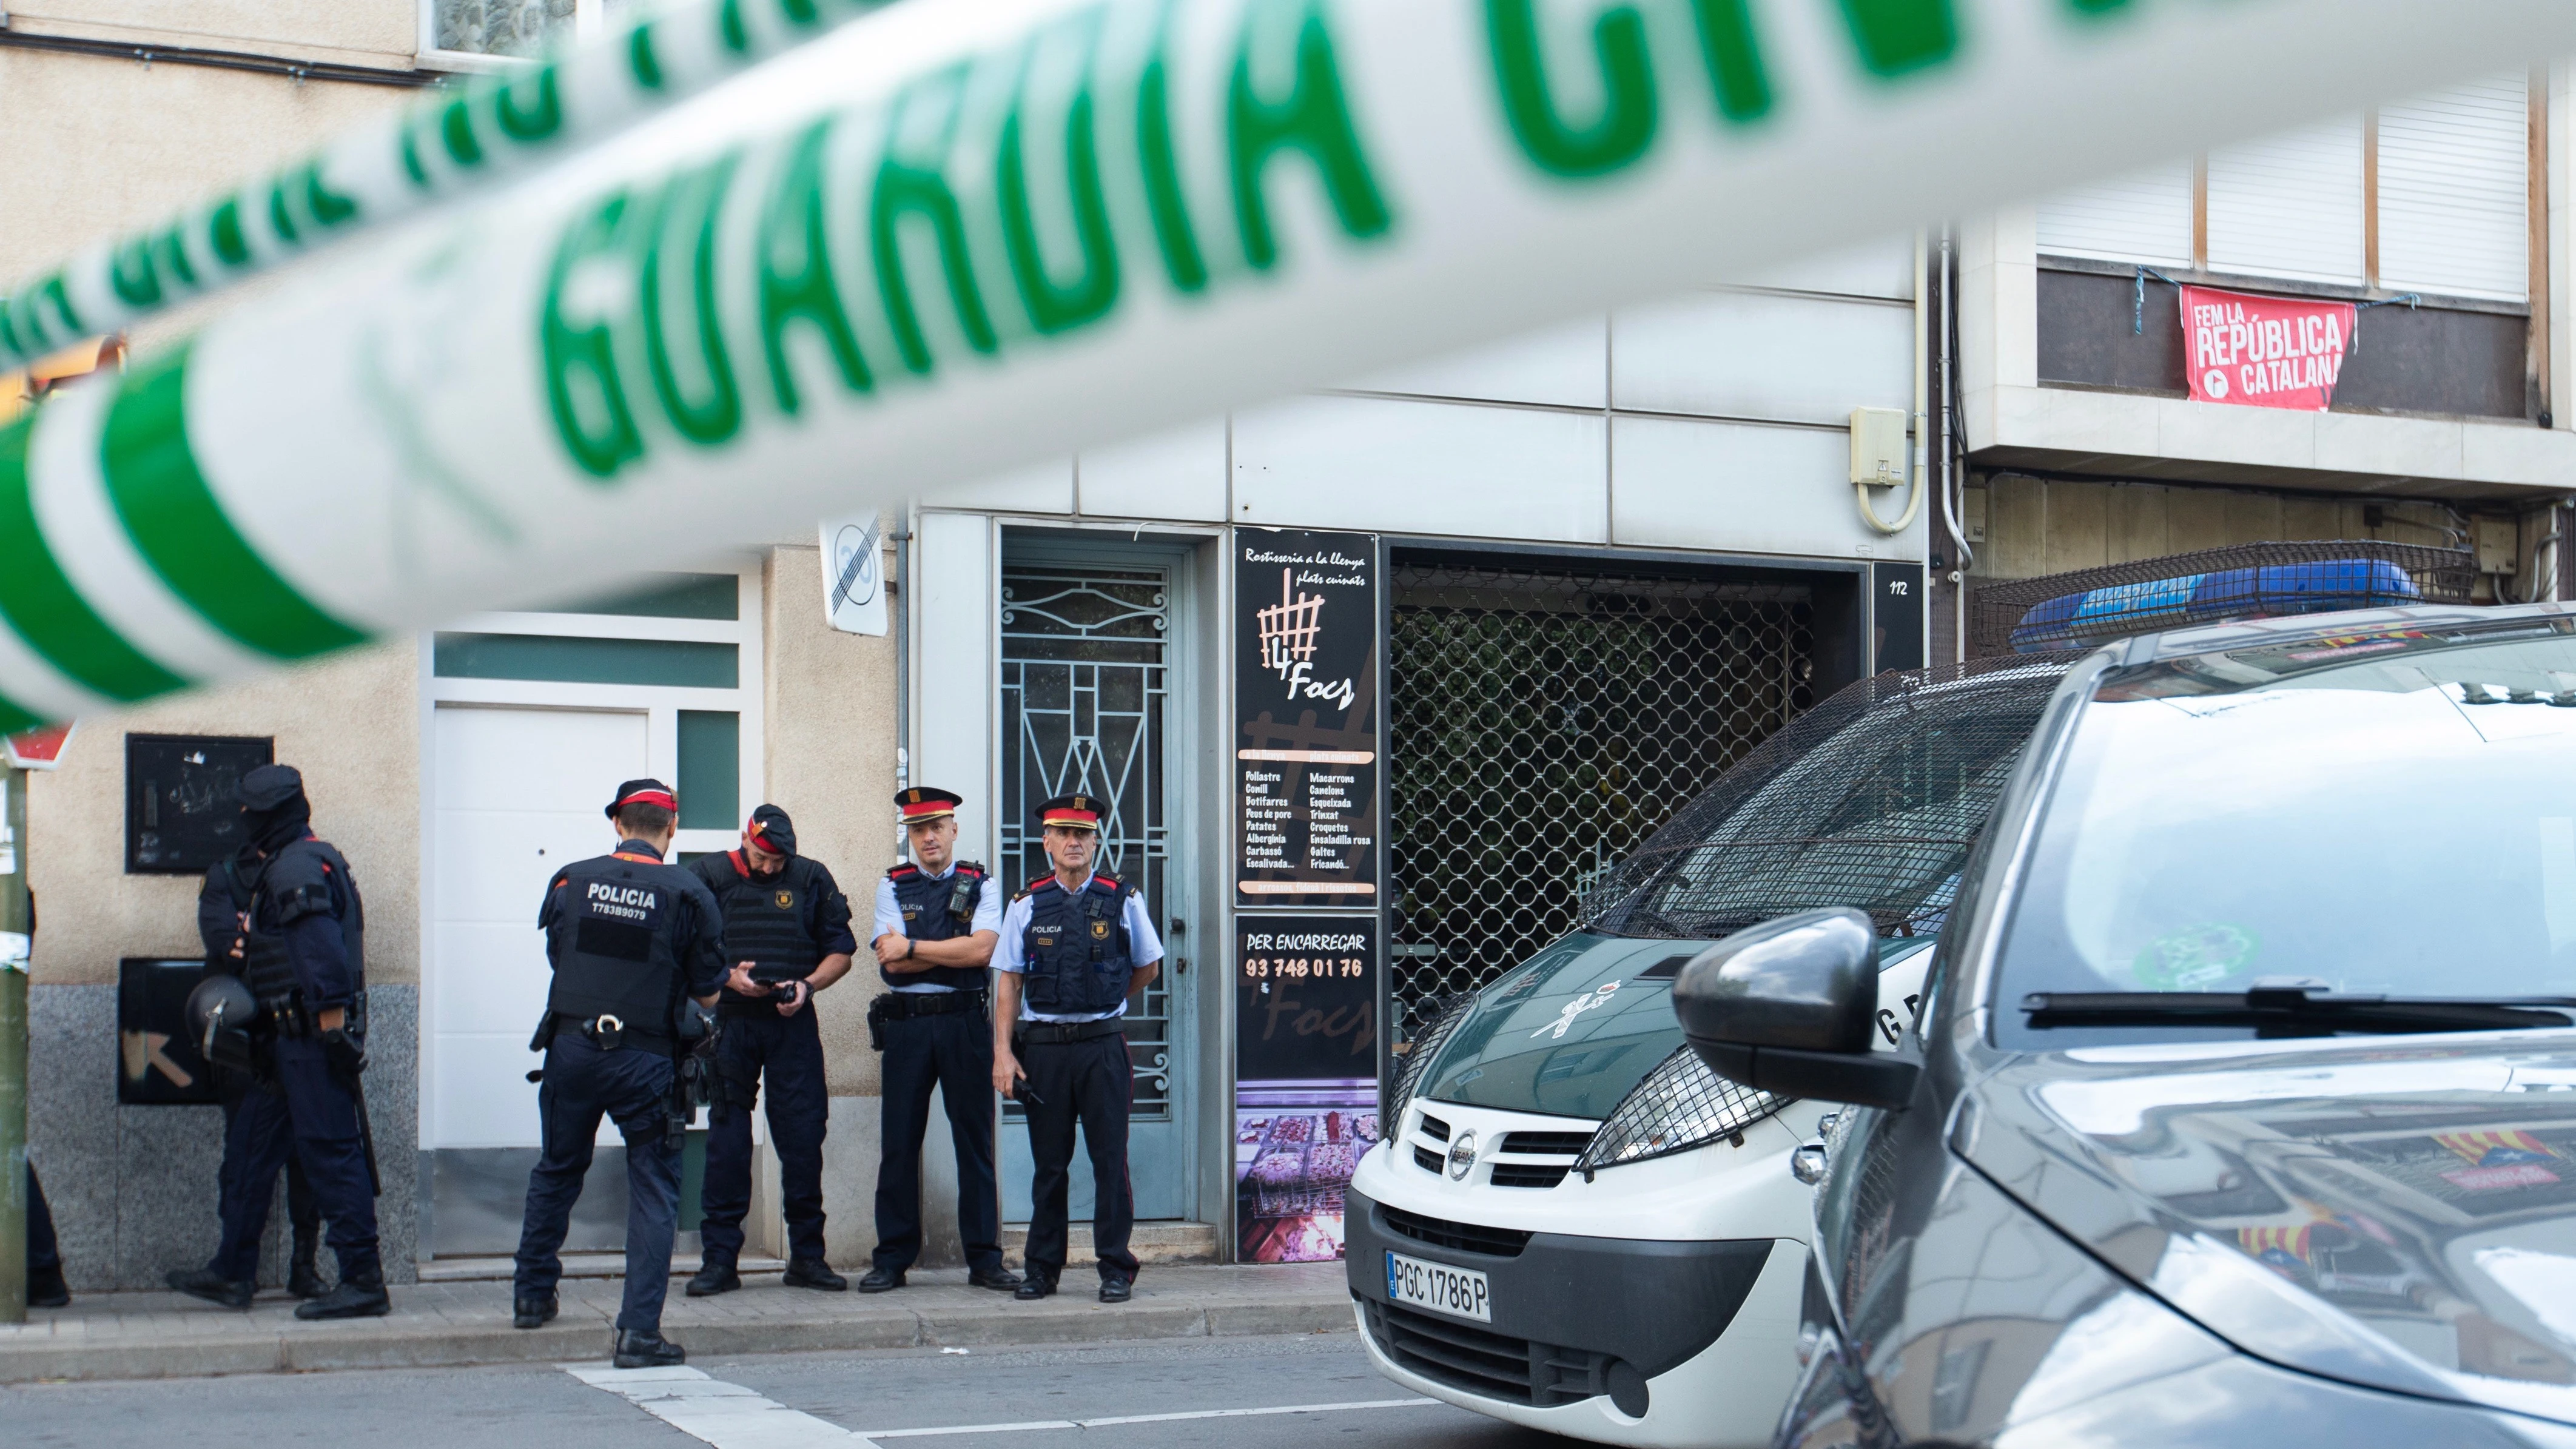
[1362, 1299, 1619, 1407]
[1499, 1131, 1594, 1155]
[1488, 1163, 1571, 1189]
[1380, 1206, 1531, 1258]
[1418, 1112, 1452, 1142]
[1413, 1145, 1445, 1175]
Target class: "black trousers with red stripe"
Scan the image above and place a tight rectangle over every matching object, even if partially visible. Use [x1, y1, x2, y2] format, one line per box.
[1018, 1033, 1139, 1284]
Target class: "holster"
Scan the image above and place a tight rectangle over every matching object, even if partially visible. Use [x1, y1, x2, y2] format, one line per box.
[866, 993, 889, 1052]
[528, 1007, 562, 1055]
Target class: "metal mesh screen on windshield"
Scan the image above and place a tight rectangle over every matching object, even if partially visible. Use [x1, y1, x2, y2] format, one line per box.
[1968, 539, 2475, 658]
[1387, 555, 1818, 1042]
[1578, 655, 2078, 944]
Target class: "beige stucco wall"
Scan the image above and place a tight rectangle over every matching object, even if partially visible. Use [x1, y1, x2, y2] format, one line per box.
[5, 0, 419, 67]
[24, 640, 422, 987]
[0, 47, 411, 285]
[761, 542, 903, 1097]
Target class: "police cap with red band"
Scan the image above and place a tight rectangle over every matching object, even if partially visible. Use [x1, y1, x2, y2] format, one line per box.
[1037, 793, 1106, 832]
[745, 804, 797, 856]
[895, 787, 964, 825]
[606, 778, 678, 819]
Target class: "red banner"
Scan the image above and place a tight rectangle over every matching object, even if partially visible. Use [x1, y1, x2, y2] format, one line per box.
[2181, 285, 2356, 411]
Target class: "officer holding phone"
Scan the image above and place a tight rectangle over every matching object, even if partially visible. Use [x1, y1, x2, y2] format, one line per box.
[685, 804, 857, 1297]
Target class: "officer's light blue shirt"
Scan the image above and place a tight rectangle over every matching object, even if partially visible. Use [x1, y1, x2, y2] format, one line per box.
[994, 874, 1163, 1023]
[872, 860, 1005, 994]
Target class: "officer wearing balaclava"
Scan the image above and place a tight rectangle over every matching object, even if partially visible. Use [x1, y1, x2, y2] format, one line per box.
[167, 764, 387, 1319]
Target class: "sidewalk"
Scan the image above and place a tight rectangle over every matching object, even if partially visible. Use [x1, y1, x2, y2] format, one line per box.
[0, 1262, 1354, 1385]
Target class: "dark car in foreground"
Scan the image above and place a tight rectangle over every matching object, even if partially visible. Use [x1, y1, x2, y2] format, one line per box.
[1677, 602, 2576, 1448]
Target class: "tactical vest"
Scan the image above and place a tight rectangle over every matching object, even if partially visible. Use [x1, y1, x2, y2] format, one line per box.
[886, 862, 991, 991]
[548, 850, 687, 1034]
[1019, 873, 1135, 1016]
[701, 853, 826, 998]
[225, 841, 367, 1020]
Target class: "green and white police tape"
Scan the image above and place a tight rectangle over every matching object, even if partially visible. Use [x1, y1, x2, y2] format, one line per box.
[0, 0, 890, 372]
[0, 0, 2567, 730]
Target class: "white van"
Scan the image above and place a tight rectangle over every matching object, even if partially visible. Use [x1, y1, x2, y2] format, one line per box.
[1344, 658, 2070, 1448]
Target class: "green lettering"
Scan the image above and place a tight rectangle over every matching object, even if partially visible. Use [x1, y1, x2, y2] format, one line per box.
[2065, 0, 2129, 12]
[442, 96, 485, 167]
[630, 22, 665, 88]
[399, 125, 431, 187]
[542, 192, 646, 480]
[268, 180, 300, 244]
[109, 235, 162, 308]
[1225, 0, 1393, 271]
[643, 156, 745, 447]
[869, 67, 999, 375]
[39, 276, 81, 338]
[720, 0, 748, 53]
[1838, 0, 1957, 78]
[779, 0, 819, 24]
[497, 65, 563, 143]
[1689, 0, 1772, 123]
[758, 119, 873, 415]
[1, 295, 34, 355]
[1485, 0, 1657, 178]
[1137, 0, 1208, 293]
[998, 12, 1119, 335]
[156, 226, 198, 289]
[209, 199, 251, 267]
[303, 163, 358, 227]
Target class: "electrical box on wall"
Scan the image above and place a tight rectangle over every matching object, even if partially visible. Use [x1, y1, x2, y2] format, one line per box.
[1961, 486, 1989, 543]
[2473, 518, 2519, 575]
[1849, 408, 1908, 487]
[126, 733, 274, 874]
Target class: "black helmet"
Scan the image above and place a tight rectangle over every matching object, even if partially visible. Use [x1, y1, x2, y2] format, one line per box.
[185, 973, 260, 1072]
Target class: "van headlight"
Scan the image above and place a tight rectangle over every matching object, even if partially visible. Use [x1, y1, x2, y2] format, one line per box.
[1575, 1045, 1786, 1175]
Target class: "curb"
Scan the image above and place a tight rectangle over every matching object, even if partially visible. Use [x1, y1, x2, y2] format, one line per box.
[0, 1294, 1357, 1385]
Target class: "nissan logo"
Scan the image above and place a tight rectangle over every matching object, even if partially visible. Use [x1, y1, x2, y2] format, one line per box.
[1447, 1129, 1478, 1181]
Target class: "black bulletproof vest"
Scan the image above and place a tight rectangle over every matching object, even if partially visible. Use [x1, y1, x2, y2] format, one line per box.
[1020, 874, 1135, 1016]
[548, 851, 686, 1030]
[226, 841, 366, 1010]
[886, 862, 990, 991]
[699, 854, 826, 994]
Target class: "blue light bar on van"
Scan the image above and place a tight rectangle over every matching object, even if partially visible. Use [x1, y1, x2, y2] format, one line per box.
[2009, 558, 2424, 652]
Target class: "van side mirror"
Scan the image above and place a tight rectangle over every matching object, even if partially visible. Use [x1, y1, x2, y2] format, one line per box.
[1672, 908, 1921, 1111]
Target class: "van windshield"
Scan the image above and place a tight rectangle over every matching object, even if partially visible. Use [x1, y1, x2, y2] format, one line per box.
[1997, 619, 2576, 1047]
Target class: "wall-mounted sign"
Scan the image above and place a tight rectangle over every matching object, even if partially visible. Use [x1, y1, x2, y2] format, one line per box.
[1234, 530, 1382, 907]
[1234, 912, 1381, 1265]
[118, 957, 223, 1105]
[2182, 284, 2356, 412]
[126, 734, 273, 875]
[819, 512, 887, 636]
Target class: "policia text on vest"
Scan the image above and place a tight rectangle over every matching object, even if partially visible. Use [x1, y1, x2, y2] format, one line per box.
[685, 803, 859, 1297]
[514, 778, 726, 1370]
[992, 793, 1165, 1305]
[861, 788, 1020, 1294]
[168, 763, 388, 1320]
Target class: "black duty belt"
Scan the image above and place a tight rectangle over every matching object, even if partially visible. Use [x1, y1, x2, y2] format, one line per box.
[556, 1012, 677, 1057]
[879, 990, 989, 1021]
[1015, 1017, 1128, 1046]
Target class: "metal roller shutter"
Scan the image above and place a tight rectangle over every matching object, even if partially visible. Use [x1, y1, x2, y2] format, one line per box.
[2036, 161, 2194, 267]
[2207, 118, 2366, 285]
[2378, 75, 2529, 302]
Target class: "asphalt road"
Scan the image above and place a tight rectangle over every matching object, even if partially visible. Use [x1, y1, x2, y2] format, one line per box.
[2, 1332, 1561, 1449]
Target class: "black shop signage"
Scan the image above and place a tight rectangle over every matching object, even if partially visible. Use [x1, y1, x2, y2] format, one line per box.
[1233, 913, 1381, 1264]
[1233, 530, 1381, 908]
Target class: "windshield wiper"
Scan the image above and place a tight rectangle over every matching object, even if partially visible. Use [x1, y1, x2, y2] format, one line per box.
[2022, 980, 2576, 1037]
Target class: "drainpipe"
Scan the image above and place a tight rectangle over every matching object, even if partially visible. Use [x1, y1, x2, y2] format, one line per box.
[1937, 227, 1972, 662]
[891, 521, 912, 859]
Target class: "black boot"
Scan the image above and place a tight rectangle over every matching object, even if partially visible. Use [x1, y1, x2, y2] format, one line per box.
[856, 1266, 905, 1294]
[514, 1293, 559, 1330]
[286, 1229, 326, 1301]
[614, 1330, 686, 1369]
[782, 1259, 847, 1291]
[167, 1267, 255, 1309]
[295, 1265, 390, 1320]
[685, 1260, 741, 1297]
[28, 1266, 69, 1309]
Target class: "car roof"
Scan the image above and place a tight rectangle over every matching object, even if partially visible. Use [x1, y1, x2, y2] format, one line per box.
[2114, 599, 2576, 667]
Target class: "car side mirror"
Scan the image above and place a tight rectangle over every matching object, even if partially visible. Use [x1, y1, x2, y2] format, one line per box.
[1672, 907, 1922, 1111]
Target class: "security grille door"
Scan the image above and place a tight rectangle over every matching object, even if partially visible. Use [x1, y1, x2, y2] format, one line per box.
[1387, 557, 1816, 1037]
[997, 553, 1192, 1220]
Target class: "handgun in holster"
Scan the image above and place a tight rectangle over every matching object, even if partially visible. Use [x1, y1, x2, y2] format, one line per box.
[866, 993, 890, 1052]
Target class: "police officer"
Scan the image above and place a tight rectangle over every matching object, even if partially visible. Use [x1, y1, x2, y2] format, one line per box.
[990, 793, 1163, 1303]
[166, 765, 387, 1320]
[684, 804, 856, 1297]
[24, 1164, 66, 1308]
[515, 779, 725, 1368]
[195, 832, 326, 1303]
[859, 788, 1017, 1294]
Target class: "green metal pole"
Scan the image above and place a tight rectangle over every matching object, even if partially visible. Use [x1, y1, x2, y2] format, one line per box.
[0, 765, 28, 1324]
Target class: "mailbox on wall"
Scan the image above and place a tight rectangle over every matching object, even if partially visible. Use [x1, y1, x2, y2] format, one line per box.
[118, 956, 221, 1105]
[126, 734, 272, 875]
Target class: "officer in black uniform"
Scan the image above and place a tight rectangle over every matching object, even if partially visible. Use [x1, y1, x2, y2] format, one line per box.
[167, 765, 388, 1320]
[990, 793, 1163, 1303]
[683, 804, 856, 1297]
[195, 835, 326, 1302]
[514, 779, 726, 1369]
[859, 787, 1017, 1294]
[24, 1164, 66, 1307]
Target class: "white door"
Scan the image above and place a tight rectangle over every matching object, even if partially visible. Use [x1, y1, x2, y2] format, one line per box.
[429, 705, 649, 1154]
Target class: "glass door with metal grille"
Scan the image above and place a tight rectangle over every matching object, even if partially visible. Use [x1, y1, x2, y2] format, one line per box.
[996, 543, 1196, 1221]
